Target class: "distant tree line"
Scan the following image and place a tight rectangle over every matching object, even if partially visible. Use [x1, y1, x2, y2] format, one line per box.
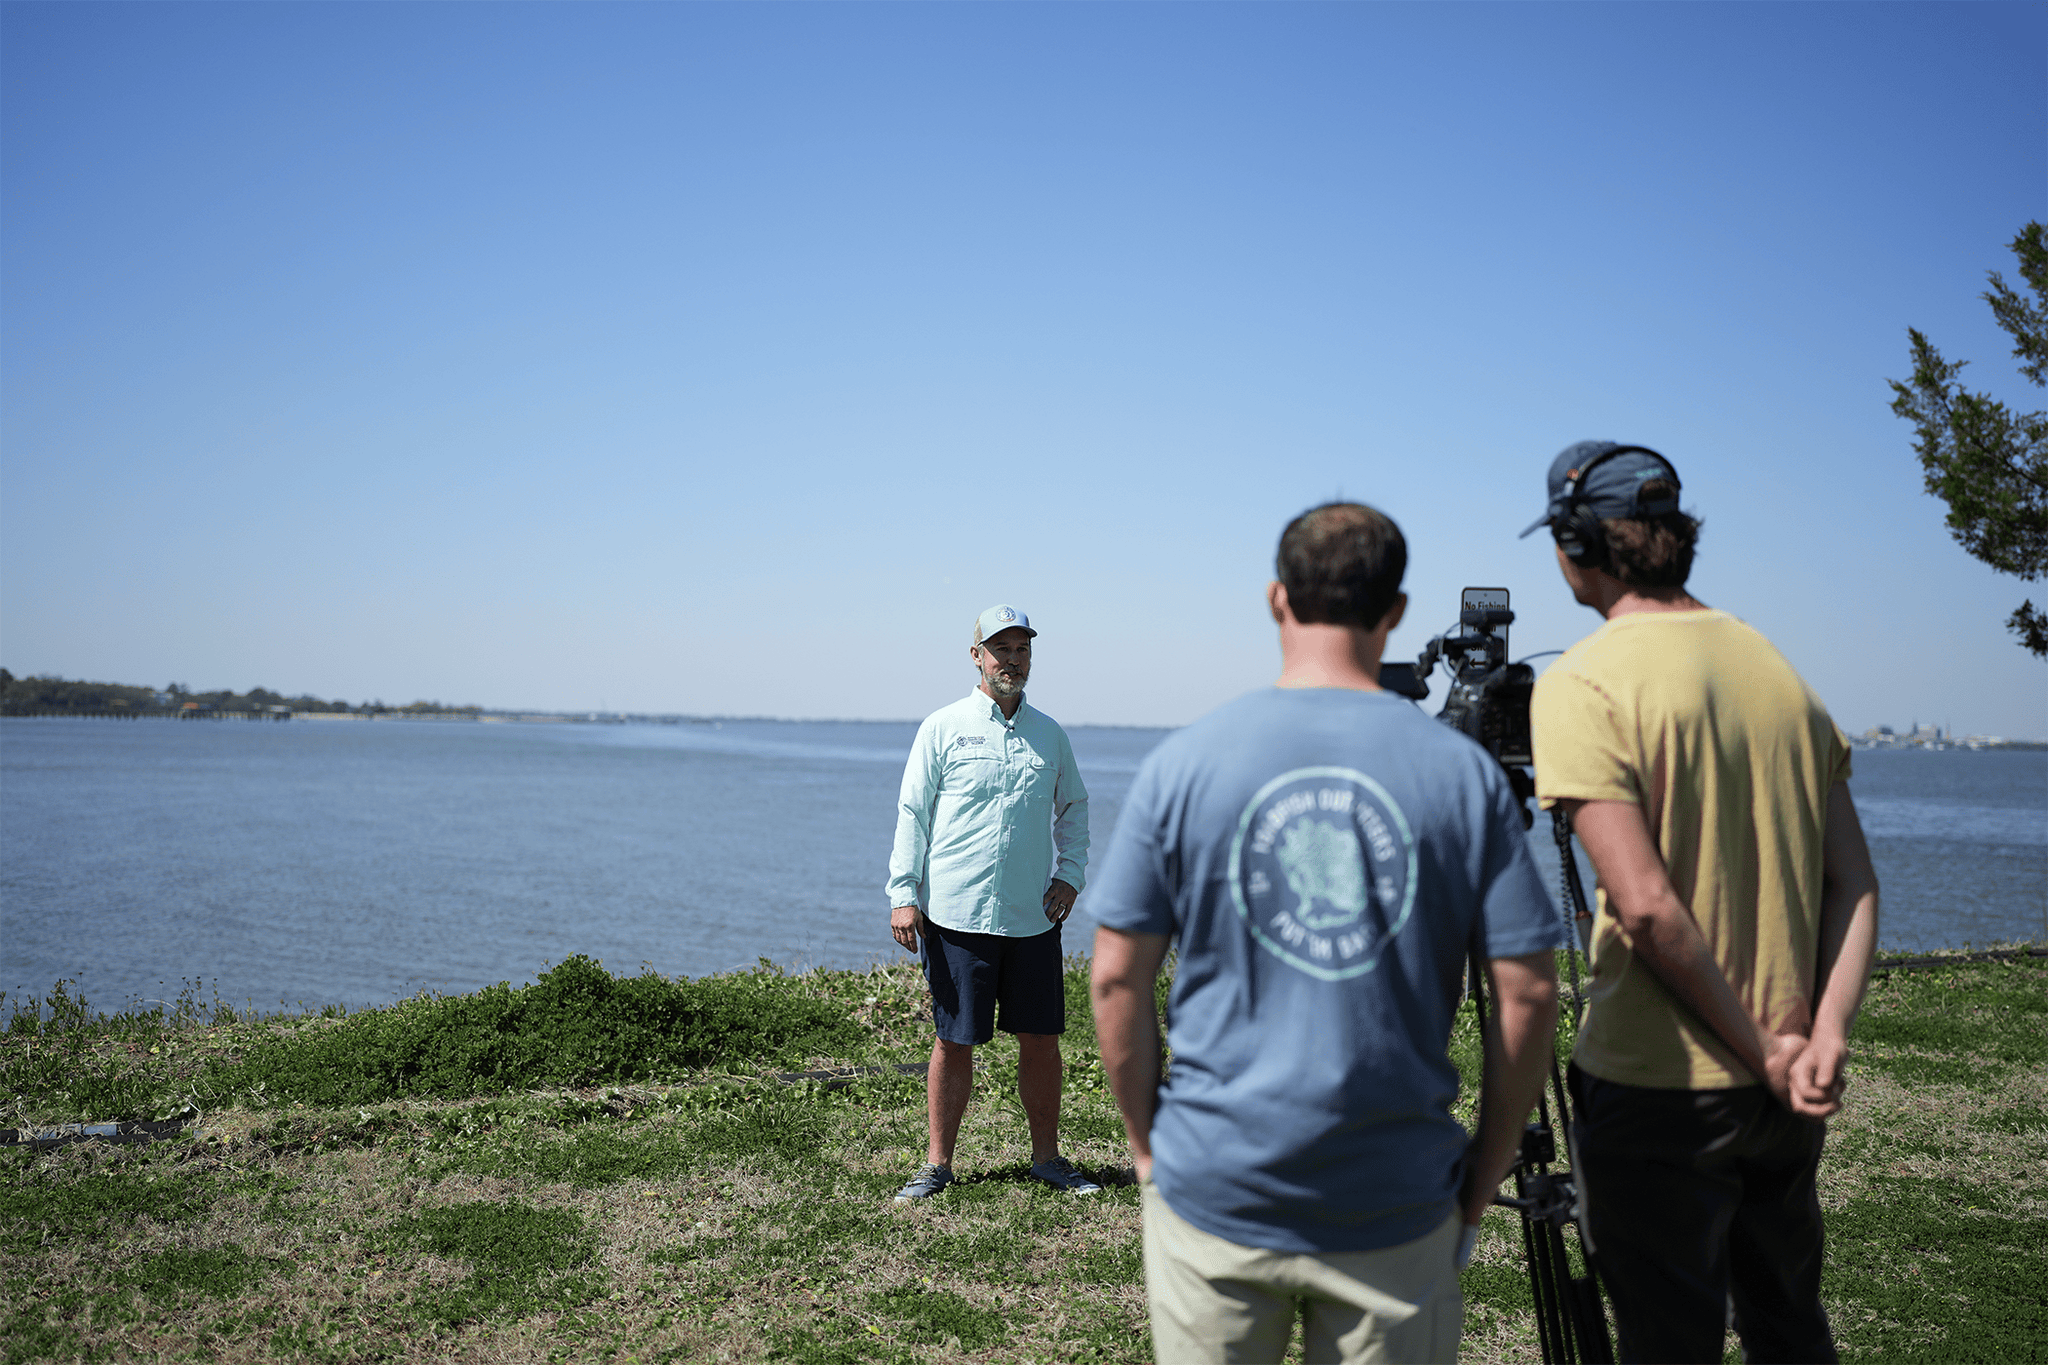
[0, 670, 481, 717]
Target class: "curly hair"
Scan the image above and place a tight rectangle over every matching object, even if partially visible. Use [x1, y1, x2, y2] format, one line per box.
[1599, 482, 1701, 588]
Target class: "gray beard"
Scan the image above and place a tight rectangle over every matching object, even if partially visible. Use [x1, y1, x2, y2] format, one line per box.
[985, 671, 1024, 698]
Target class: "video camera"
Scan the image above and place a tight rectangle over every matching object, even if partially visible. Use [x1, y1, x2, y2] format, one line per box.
[1382, 586, 1613, 1364]
[1380, 587, 1537, 820]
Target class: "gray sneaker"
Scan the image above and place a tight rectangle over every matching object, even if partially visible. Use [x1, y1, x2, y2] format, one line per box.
[893, 1163, 954, 1202]
[1030, 1155, 1103, 1194]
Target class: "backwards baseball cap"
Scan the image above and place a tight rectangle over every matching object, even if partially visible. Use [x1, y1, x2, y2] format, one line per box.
[1519, 441, 1683, 538]
[972, 604, 1036, 645]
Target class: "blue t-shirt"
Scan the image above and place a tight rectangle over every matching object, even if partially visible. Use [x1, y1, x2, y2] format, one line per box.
[1088, 687, 1564, 1255]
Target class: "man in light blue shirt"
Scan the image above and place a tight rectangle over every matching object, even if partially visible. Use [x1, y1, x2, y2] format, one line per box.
[886, 604, 1097, 1202]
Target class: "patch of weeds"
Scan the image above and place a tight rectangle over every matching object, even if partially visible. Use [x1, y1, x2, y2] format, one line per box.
[1, 976, 271, 1124]
[1856, 1050, 2004, 1092]
[1070, 1234, 1143, 1285]
[121, 1245, 273, 1301]
[767, 1318, 907, 1365]
[1461, 1255, 1539, 1324]
[714, 1202, 893, 1281]
[648, 1233, 745, 1268]
[688, 1092, 832, 1163]
[1057, 1100, 1129, 1147]
[867, 1283, 1010, 1351]
[215, 955, 863, 1107]
[1826, 1174, 2048, 1360]
[267, 1321, 389, 1362]
[918, 1226, 1029, 1277]
[254, 1105, 416, 1158]
[1, 1287, 116, 1365]
[385, 1199, 603, 1328]
[1057, 1298, 1156, 1364]
[0, 1146, 211, 1252]
[1856, 964, 2048, 1067]
[837, 1071, 926, 1110]
[431, 1113, 696, 1188]
[0, 1285, 146, 1365]
[1966, 1102, 2048, 1136]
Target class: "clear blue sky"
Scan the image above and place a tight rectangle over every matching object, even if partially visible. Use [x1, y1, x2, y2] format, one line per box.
[4, 2, 2043, 738]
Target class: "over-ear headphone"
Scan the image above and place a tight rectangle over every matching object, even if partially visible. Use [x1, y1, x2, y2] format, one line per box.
[1551, 445, 1677, 571]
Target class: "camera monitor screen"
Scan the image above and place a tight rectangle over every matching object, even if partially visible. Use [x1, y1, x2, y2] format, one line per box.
[1461, 586, 1510, 657]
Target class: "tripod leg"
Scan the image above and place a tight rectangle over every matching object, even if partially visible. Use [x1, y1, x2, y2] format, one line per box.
[1518, 1206, 1562, 1365]
[1542, 1219, 1582, 1363]
[1570, 1269, 1614, 1365]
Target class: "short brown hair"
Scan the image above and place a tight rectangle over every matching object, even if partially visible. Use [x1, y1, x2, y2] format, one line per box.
[1600, 483, 1701, 588]
[1276, 503, 1407, 630]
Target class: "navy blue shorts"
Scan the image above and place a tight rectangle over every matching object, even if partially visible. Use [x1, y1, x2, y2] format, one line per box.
[920, 918, 1066, 1045]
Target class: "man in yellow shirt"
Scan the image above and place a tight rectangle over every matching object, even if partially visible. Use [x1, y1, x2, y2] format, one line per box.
[1523, 442, 1881, 1364]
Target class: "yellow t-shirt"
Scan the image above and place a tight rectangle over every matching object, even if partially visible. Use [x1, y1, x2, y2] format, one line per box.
[1531, 609, 1852, 1090]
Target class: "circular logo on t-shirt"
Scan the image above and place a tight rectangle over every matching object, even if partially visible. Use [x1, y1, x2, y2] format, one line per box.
[1228, 766, 1417, 980]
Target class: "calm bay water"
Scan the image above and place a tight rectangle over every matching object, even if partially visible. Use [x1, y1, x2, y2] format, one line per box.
[2, 717, 2042, 1014]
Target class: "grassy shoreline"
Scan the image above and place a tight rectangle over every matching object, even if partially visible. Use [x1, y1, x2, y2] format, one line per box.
[4, 952, 2043, 1363]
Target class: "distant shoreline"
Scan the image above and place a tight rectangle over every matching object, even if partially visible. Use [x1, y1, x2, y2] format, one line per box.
[9, 711, 2043, 747]
[0, 711, 1189, 733]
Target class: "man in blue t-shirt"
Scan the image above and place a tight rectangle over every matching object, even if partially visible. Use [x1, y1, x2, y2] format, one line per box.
[1089, 503, 1566, 1364]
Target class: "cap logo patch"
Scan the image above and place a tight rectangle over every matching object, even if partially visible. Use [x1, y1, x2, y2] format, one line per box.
[998, 608, 1016, 622]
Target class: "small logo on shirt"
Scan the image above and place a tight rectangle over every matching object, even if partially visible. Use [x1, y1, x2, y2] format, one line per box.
[1229, 767, 1416, 981]
[954, 735, 986, 747]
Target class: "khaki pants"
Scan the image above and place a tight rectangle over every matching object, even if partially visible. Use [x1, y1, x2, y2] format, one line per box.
[1143, 1182, 1463, 1364]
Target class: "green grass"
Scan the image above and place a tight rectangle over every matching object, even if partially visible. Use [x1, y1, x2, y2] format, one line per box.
[0, 953, 2040, 1362]
[1809, 954, 2048, 1363]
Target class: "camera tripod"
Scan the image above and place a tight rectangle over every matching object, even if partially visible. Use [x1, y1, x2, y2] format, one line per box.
[1467, 805, 1613, 1365]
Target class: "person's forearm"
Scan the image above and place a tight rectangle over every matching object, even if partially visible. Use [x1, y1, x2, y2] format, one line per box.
[1097, 992, 1158, 1166]
[1812, 782, 1880, 1045]
[1463, 952, 1558, 1223]
[1052, 794, 1089, 890]
[1811, 890, 1877, 1042]
[1567, 800, 1785, 1083]
[1628, 893, 1780, 1080]
[886, 801, 933, 909]
[1089, 928, 1168, 1175]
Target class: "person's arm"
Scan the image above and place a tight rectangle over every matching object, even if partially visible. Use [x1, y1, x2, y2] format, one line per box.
[1050, 732, 1090, 897]
[1788, 781, 1880, 1118]
[887, 725, 942, 952]
[1460, 951, 1559, 1225]
[1090, 925, 1171, 1182]
[1562, 798, 1808, 1105]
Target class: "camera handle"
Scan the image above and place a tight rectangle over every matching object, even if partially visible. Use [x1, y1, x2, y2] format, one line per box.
[1465, 801, 1614, 1365]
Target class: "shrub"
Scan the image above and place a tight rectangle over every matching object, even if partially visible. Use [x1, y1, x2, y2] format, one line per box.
[216, 957, 859, 1106]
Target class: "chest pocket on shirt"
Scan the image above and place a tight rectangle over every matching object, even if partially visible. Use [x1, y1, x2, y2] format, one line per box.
[1013, 748, 1054, 803]
[943, 744, 1003, 794]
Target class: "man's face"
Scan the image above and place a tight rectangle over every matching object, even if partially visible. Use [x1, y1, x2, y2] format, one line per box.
[973, 626, 1034, 698]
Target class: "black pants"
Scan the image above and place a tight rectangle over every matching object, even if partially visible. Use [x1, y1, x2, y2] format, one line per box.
[1568, 1065, 1837, 1365]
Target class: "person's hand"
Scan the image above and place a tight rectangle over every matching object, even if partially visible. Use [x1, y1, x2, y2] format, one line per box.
[1787, 1033, 1849, 1120]
[1762, 1031, 1811, 1112]
[1043, 879, 1078, 924]
[890, 906, 922, 953]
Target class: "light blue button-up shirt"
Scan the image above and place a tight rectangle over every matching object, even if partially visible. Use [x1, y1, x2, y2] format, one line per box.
[887, 690, 1090, 938]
